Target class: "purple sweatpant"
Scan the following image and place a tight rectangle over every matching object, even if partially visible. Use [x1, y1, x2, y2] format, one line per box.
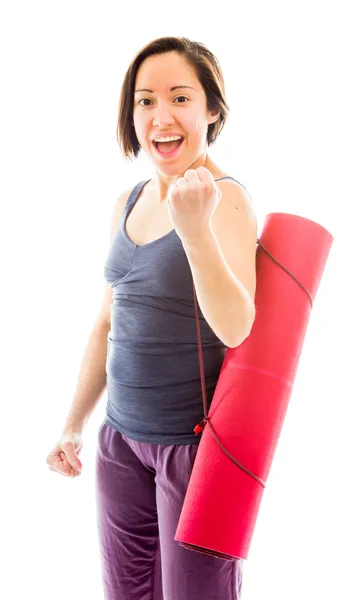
[95, 422, 244, 600]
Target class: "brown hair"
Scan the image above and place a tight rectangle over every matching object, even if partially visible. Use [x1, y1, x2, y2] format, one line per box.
[116, 36, 230, 162]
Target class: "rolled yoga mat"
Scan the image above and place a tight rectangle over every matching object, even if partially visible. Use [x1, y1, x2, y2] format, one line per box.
[174, 212, 334, 561]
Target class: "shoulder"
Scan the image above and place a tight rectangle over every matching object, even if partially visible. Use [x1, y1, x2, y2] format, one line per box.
[109, 185, 135, 240]
[214, 178, 257, 225]
[115, 179, 146, 212]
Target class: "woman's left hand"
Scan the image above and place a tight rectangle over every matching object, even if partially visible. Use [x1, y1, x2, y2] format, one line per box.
[162, 166, 222, 245]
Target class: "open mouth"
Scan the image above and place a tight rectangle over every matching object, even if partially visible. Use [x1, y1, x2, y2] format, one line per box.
[152, 137, 185, 158]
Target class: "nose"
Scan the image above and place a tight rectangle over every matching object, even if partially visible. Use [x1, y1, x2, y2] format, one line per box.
[152, 102, 176, 128]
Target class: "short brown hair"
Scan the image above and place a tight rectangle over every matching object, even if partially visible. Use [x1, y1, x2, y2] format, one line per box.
[116, 36, 230, 162]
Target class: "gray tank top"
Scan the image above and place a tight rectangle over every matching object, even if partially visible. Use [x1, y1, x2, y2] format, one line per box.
[103, 176, 242, 445]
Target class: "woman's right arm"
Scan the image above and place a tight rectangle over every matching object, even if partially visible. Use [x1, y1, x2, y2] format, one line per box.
[62, 319, 110, 433]
[61, 186, 132, 435]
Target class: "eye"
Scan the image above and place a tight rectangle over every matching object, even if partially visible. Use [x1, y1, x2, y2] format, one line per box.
[138, 96, 189, 106]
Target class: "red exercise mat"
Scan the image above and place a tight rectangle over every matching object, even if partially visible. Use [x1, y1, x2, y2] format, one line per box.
[174, 212, 334, 561]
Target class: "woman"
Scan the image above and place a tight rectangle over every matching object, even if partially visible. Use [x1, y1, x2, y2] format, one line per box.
[47, 36, 257, 599]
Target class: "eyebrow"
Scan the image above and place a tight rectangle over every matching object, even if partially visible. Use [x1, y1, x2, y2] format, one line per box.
[134, 85, 196, 94]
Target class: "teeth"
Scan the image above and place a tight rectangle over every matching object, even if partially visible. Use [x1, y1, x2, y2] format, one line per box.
[154, 135, 182, 142]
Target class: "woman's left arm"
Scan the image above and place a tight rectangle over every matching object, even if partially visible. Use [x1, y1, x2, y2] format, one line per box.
[182, 181, 257, 348]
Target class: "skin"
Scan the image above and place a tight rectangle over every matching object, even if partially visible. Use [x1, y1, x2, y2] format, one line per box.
[132, 50, 226, 202]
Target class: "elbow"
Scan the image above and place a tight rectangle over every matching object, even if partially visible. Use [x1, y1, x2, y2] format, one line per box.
[226, 333, 249, 349]
[226, 329, 250, 349]
[227, 307, 256, 349]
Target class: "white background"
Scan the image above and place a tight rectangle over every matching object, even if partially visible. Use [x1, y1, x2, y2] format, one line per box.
[1, 1, 359, 599]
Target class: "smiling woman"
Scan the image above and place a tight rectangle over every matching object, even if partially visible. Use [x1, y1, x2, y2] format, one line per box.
[67, 36, 248, 600]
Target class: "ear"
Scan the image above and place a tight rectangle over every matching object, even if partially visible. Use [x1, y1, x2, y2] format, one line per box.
[209, 111, 220, 126]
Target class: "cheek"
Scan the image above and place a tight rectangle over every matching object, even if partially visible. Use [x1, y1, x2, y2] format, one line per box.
[188, 117, 207, 138]
[180, 120, 201, 143]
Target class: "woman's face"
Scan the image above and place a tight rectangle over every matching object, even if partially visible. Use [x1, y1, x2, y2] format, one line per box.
[133, 51, 219, 177]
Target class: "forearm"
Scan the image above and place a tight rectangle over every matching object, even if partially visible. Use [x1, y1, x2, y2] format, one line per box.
[182, 230, 254, 348]
[63, 321, 109, 433]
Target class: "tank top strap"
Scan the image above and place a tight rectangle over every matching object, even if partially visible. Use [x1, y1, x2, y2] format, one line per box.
[214, 175, 241, 185]
[215, 176, 253, 204]
[121, 179, 151, 222]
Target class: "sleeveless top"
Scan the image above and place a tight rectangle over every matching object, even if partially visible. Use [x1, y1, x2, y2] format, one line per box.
[103, 176, 242, 445]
